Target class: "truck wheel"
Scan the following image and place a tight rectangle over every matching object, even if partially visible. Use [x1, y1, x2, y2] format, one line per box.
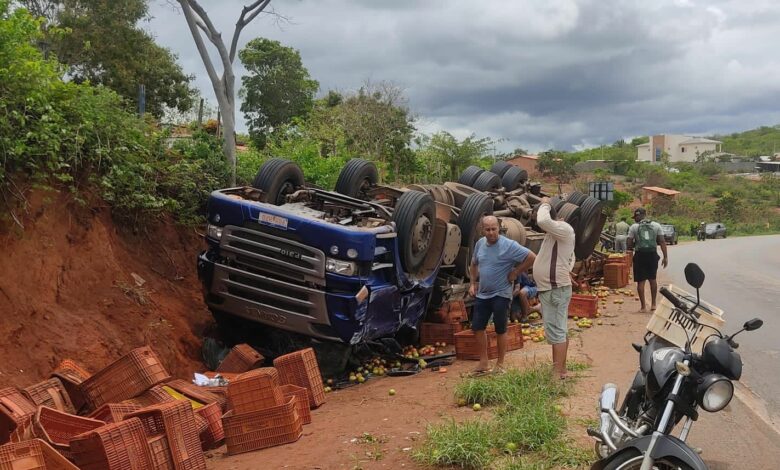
[458, 193, 494, 248]
[557, 202, 582, 234]
[501, 166, 526, 191]
[566, 191, 588, 206]
[335, 158, 378, 199]
[394, 191, 436, 273]
[472, 171, 502, 192]
[458, 165, 484, 186]
[253, 158, 305, 205]
[490, 160, 512, 177]
[574, 196, 604, 260]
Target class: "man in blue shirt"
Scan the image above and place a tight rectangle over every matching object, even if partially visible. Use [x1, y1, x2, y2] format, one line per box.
[469, 216, 536, 374]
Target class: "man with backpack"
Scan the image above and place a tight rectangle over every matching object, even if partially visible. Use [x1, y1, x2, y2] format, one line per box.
[627, 207, 668, 312]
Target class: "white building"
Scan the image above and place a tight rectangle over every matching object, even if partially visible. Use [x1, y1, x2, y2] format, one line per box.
[636, 134, 722, 162]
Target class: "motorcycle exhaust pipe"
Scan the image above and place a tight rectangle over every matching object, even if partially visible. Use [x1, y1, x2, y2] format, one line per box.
[599, 383, 620, 451]
[600, 383, 619, 412]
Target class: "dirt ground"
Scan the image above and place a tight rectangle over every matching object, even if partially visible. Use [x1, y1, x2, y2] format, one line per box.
[207, 276, 780, 469]
[3, 191, 778, 469]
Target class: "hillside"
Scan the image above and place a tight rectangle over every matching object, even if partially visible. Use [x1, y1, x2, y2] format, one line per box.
[710, 124, 780, 157]
[0, 188, 211, 387]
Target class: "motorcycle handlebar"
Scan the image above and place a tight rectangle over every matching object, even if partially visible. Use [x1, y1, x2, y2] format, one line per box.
[659, 286, 687, 312]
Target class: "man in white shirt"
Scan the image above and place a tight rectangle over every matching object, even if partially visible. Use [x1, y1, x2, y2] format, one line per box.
[532, 198, 576, 380]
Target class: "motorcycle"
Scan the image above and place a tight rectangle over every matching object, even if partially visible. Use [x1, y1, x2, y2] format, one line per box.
[588, 262, 763, 470]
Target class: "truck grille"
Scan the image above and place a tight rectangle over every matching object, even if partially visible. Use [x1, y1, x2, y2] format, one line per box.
[209, 225, 330, 332]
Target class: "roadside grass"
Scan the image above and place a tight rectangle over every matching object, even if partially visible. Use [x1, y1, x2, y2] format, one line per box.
[413, 366, 592, 469]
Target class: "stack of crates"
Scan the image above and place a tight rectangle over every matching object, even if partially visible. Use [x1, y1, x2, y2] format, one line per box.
[222, 368, 304, 455]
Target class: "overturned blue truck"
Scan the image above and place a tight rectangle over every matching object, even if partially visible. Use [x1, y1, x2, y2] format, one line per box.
[197, 158, 605, 346]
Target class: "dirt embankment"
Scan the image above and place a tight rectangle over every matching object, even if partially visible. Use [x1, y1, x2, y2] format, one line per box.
[0, 188, 211, 387]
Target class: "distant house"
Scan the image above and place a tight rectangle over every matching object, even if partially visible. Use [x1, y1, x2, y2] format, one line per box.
[506, 154, 540, 177]
[641, 186, 681, 204]
[636, 135, 722, 163]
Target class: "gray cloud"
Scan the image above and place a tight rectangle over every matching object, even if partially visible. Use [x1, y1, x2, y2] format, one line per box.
[146, 0, 780, 152]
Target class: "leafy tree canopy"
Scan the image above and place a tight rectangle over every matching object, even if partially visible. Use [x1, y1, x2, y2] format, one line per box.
[19, 0, 196, 117]
[239, 37, 319, 149]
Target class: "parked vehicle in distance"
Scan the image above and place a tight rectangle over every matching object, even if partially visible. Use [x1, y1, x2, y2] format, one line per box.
[705, 222, 727, 239]
[659, 224, 678, 245]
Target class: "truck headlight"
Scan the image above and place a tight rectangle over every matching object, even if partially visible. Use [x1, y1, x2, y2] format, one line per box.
[207, 224, 223, 240]
[697, 375, 733, 412]
[326, 258, 357, 276]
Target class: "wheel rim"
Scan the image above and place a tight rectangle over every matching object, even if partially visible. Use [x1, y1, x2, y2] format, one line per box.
[276, 181, 296, 204]
[616, 455, 687, 470]
[413, 216, 433, 255]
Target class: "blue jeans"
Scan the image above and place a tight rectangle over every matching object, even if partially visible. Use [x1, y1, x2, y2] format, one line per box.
[472, 296, 510, 334]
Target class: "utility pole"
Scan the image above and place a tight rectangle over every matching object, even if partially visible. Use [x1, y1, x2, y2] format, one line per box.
[137, 84, 145, 117]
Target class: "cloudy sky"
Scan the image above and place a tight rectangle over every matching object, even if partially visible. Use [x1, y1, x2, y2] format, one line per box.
[146, 0, 780, 153]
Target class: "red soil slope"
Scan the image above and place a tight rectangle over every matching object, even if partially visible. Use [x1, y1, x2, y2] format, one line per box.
[0, 188, 211, 387]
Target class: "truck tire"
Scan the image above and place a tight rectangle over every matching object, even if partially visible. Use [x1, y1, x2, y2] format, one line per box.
[458, 193, 494, 248]
[566, 191, 588, 206]
[501, 166, 526, 191]
[253, 158, 305, 205]
[549, 196, 567, 213]
[490, 160, 512, 177]
[472, 171, 502, 192]
[557, 202, 582, 234]
[335, 158, 378, 199]
[574, 196, 604, 259]
[394, 191, 436, 273]
[458, 166, 484, 186]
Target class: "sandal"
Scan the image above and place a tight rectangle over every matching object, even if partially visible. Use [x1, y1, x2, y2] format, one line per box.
[464, 369, 493, 378]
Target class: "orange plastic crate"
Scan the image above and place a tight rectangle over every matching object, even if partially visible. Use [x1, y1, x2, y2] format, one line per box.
[23, 378, 76, 415]
[454, 324, 523, 360]
[568, 294, 598, 318]
[164, 379, 227, 411]
[420, 322, 464, 346]
[228, 368, 284, 414]
[429, 300, 467, 324]
[280, 384, 311, 425]
[604, 263, 628, 289]
[81, 346, 171, 408]
[125, 400, 206, 470]
[123, 385, 176, 408]
[32, 406, 105, 460]
[195, 402, 224, 449]
[88, 403, 141, 424]
[0, 387, 36, 444]
[0, 438, 79, 470]
[50, 359, 91, 412]
[217, 344, 265, 373]
[69, 417, 153, 470]
[273, 348, 326, 409]
[222, 396, 302, 455]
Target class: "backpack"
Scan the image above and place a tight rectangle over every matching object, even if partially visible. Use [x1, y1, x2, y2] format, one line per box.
[636, 220, 657, 252]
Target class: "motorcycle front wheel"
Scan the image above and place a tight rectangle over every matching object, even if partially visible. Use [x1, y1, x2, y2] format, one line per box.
[604, 450, 693, 470]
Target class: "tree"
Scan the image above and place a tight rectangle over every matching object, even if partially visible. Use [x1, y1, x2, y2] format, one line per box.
[335, 81, 415, 181]
[239, 38, 318, 149]
[537, 150, 577, 195]
[421, 132, 493, 182]
[177, 0, 274, 186]
[22, 0, 196, 117]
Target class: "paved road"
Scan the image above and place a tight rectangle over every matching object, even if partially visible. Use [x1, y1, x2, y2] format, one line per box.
[662, 234, 780, 426]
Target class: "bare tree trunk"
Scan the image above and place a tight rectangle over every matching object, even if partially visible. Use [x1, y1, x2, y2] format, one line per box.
[177, 0, 272, 186]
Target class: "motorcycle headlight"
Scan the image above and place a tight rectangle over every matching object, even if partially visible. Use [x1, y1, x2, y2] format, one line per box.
[326, 257, 357, 276]
[697, 374, 734, 412]
[207, 224, 223, 240]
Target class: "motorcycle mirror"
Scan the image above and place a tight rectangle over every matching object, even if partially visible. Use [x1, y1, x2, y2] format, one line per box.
[684, 263, 705, 289]
[744, 318, 763, 331]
